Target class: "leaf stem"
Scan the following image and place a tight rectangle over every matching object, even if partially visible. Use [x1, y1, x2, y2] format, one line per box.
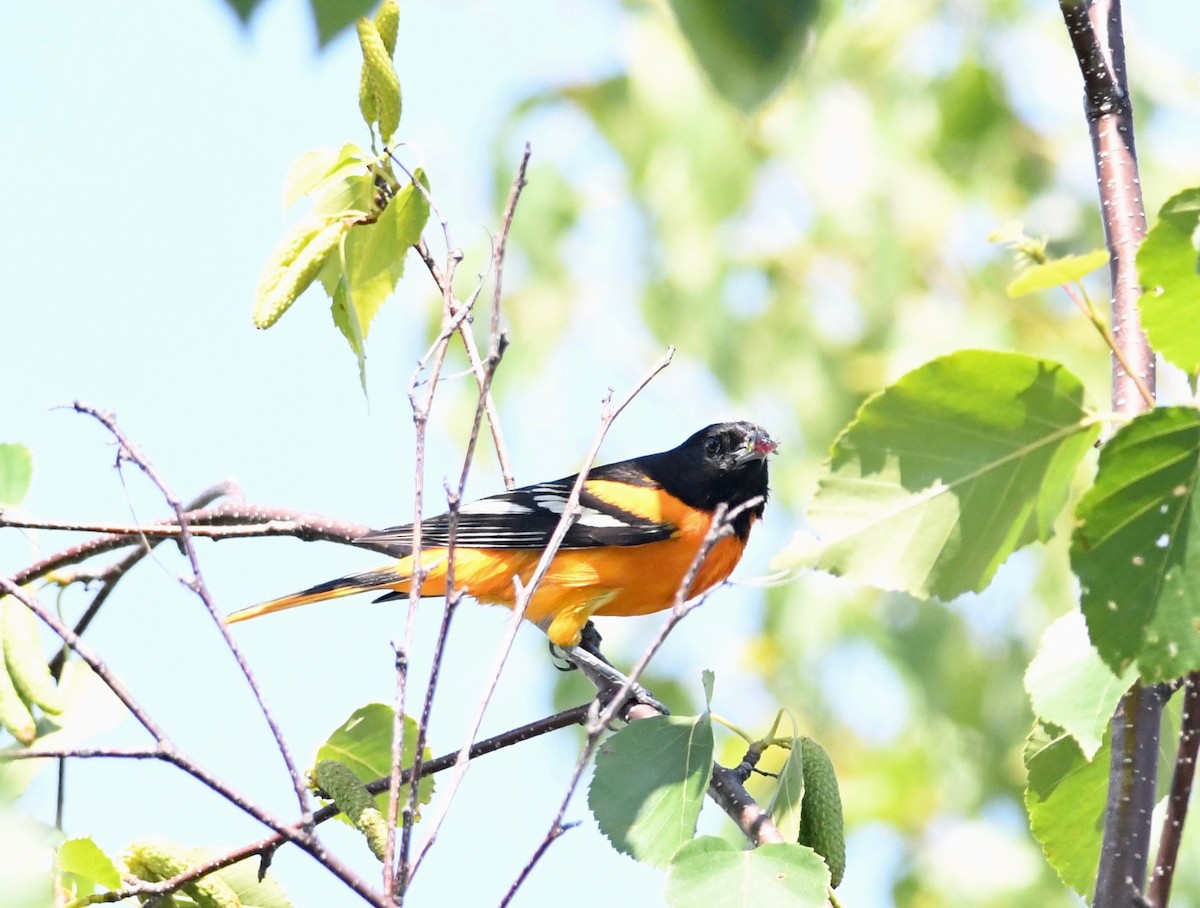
[710, 712, 756, 743]
[1063, 281, 1155, 409]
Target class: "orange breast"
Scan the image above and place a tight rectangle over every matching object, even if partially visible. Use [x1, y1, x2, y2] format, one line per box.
[443, 536, 744, 649]
[409, 485, 754, 646]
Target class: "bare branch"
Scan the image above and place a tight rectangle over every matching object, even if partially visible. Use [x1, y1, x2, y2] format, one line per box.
[400, 149, 531, 885]
[70, 404, 313, 824]
[709, 768, 785, 847]
[0, 580, 301, 845]
[6, 503, 396, 590]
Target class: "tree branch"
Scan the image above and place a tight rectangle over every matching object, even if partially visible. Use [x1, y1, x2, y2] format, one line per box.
[71, 404, 313, 823]
[1147, 672, 1200, 908]
[12, 703, 596, 908]
[1057, 3, 1159, 905]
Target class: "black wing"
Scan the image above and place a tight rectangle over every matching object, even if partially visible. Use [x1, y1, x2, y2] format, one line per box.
[364, 473, 675, 551]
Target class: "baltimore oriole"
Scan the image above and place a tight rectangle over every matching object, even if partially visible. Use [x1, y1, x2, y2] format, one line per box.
[225, 422, 775, 649]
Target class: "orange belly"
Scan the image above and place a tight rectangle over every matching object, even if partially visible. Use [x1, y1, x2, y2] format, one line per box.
[421, 507, 749, 646]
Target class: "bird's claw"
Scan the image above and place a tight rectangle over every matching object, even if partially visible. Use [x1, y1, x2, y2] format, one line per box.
[555, 639, 669, 717]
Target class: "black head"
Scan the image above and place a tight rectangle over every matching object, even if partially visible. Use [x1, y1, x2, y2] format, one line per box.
[642, 422, 776, 539]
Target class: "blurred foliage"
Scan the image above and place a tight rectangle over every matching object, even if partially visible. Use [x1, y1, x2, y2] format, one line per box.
[665, 0, 821, 114]
[225, 0, 375, 46]
[481, 0, 1200, 904]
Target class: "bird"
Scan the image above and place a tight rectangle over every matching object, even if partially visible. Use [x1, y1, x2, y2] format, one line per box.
[225, 422, 775, 653]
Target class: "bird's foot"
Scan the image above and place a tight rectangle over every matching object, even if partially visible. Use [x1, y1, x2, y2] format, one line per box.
[555, 642, 669, 717]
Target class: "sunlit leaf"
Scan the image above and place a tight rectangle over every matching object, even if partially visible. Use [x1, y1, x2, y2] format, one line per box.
[342, 177, 429, 340]
[57, 837, 122, 899]
[807, 351, 1098, 599]
[315, 703, 432, 821]
[327, 171, 430, 390]
[665, 837, 829, 907]
[1138, 187, 1200, 376]
[187, 849, 293, 908]
[1024, 611, 1134, 759]
[1024, 722, 1107, 899]
[1071, 406, 1200, 678]
[0, 661, 126, 801]
[1006, 249, 1109, 298]
[311, 168, 375, 221]
[0, 443, 33, 508]
[221, 867, 293, 908]
[588, 713, 714, 868]
[282, 145, 365, 211]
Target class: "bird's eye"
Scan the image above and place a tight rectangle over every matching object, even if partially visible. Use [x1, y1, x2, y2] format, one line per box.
[704, 436, 722, 457]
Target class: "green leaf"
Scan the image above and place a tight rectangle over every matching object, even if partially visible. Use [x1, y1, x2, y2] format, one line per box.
[282, 145, 365, 212]
[315, 703, 433, 821]
[1140, 561, 1200, 682]
[0, 660, 126, 801]
[1006, 249, 1109, 298]
[1138, 187, 1200, 376]
[327, 235, 367, 391]
[1024, 611, 1134, 760]
[588, 713, 715, 868]
[57, 837, 122, 898]
[186, 849, 293, 908]
[1024, 722, 1107, 898]
[309, 0, 376, 47]
[311, 165, 375, 222]
[665, 837, 830, 908]
[765, 737, 805, 842]
[340, 178, 429, 340]
[807, 351, 1098, 599]
[666, 0, 819, 113]
[0, 443, 33, 508]
[328, 171, 429, 391]
[1072, 406, 1200, 678]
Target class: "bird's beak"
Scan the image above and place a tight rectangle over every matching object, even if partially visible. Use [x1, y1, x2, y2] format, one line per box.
[736, 428, 778, 464]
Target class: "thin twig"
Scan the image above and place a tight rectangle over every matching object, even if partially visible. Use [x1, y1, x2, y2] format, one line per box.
[71, 404, 313, 825]
[402, 149, 529, 883]
[411, 210, 515, 493]
[388, 158, 468, 901]
[0, 579, 299, 841]
[1147, 672, 1200, 908]
[9, 703, 595, 908]
[0, 577, 167, 742]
